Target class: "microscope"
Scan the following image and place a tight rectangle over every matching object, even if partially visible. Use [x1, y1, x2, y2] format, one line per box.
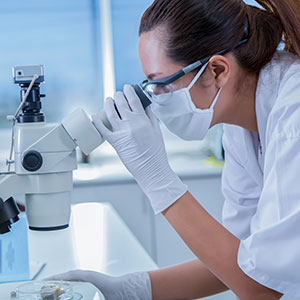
[0, 65, 151, 234]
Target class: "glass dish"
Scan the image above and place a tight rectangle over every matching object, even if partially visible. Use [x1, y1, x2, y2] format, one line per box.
[16, 281, 83, 300]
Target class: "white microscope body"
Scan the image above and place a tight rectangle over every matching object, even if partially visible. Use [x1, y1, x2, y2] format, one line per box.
[0, 65, 108, 233]
[0, 109, 107, 231]
[0, 64, 150, 234]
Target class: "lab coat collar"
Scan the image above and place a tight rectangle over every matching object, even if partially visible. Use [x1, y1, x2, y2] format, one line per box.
[254, 54, 283, 174]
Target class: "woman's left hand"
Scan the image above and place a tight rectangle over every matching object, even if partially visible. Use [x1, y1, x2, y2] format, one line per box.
[92, 85, 187, 214]
[46, 269, 152, 300]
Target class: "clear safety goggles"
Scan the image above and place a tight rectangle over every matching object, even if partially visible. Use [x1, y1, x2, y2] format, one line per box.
[140, 15, 249, 101]
[141, 58, 210, 100]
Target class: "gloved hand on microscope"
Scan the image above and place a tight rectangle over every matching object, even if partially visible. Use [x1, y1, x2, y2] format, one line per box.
[48, 85, 188, 299]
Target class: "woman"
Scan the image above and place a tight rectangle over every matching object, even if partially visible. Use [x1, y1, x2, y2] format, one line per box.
[52, 0, 300, 299]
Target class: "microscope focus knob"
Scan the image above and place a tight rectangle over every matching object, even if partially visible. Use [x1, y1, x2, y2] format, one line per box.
[22, 150, 43, 172]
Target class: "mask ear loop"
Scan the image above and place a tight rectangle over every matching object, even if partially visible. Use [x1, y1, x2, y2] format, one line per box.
[209, 88, 222, 109]
[187, 62, 209, 90]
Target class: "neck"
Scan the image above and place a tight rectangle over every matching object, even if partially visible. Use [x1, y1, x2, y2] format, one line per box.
[221, 72, 259, 132]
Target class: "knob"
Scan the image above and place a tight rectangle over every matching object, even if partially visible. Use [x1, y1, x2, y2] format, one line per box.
[22, 150, 43, 172]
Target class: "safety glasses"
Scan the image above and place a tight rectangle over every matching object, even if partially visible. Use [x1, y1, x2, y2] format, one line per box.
[141, 53, 220, 98]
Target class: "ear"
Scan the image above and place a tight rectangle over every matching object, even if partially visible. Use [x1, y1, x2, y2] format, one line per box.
[207, 55, 230, 88]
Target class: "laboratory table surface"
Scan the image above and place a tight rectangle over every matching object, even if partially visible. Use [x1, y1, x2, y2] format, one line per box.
[0, 202, 158, 299]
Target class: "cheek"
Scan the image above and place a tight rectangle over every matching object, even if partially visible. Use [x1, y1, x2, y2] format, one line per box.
[171, 77, 184, 91]
[190, 84, 218, 109]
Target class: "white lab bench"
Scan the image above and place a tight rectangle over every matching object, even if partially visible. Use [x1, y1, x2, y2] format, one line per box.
[0, 202, 158, 299]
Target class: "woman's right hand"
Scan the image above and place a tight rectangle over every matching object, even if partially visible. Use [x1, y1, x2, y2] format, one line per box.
[46, 270, 152, 300]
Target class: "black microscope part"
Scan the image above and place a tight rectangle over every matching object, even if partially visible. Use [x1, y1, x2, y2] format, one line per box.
[17, 83, 45, 123]
[22, 150, 43, 172]
[29, 224, 69, 231]
[133, 84, 152, 109]
[0, 197, 20, 234]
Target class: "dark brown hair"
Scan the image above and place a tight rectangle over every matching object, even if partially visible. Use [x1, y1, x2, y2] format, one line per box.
[139, 0, 300, 74]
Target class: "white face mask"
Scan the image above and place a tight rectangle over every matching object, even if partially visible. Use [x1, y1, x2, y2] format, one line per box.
[151, 63, 221, 141]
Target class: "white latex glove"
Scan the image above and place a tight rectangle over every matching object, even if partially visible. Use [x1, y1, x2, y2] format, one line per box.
[46, 270, 151, 300]
[92, 85, 187, 214]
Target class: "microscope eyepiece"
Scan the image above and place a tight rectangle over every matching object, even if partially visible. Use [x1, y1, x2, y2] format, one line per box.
[0, 197, 20, 234]
[132, 84, 152, 109]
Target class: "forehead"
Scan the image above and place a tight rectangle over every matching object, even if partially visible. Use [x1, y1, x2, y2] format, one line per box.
[138, 30, 182, 79]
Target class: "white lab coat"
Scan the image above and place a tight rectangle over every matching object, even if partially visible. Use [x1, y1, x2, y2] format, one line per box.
[222, 51, 300, 297]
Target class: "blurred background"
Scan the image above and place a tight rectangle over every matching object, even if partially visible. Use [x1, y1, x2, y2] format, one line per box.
[0, 0, 153, 126]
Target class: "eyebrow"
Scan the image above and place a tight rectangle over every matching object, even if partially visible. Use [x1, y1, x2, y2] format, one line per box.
[147, 72, 163, 80]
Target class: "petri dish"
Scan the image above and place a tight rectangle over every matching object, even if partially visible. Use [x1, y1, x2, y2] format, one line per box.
[16, 281, 83, 300]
